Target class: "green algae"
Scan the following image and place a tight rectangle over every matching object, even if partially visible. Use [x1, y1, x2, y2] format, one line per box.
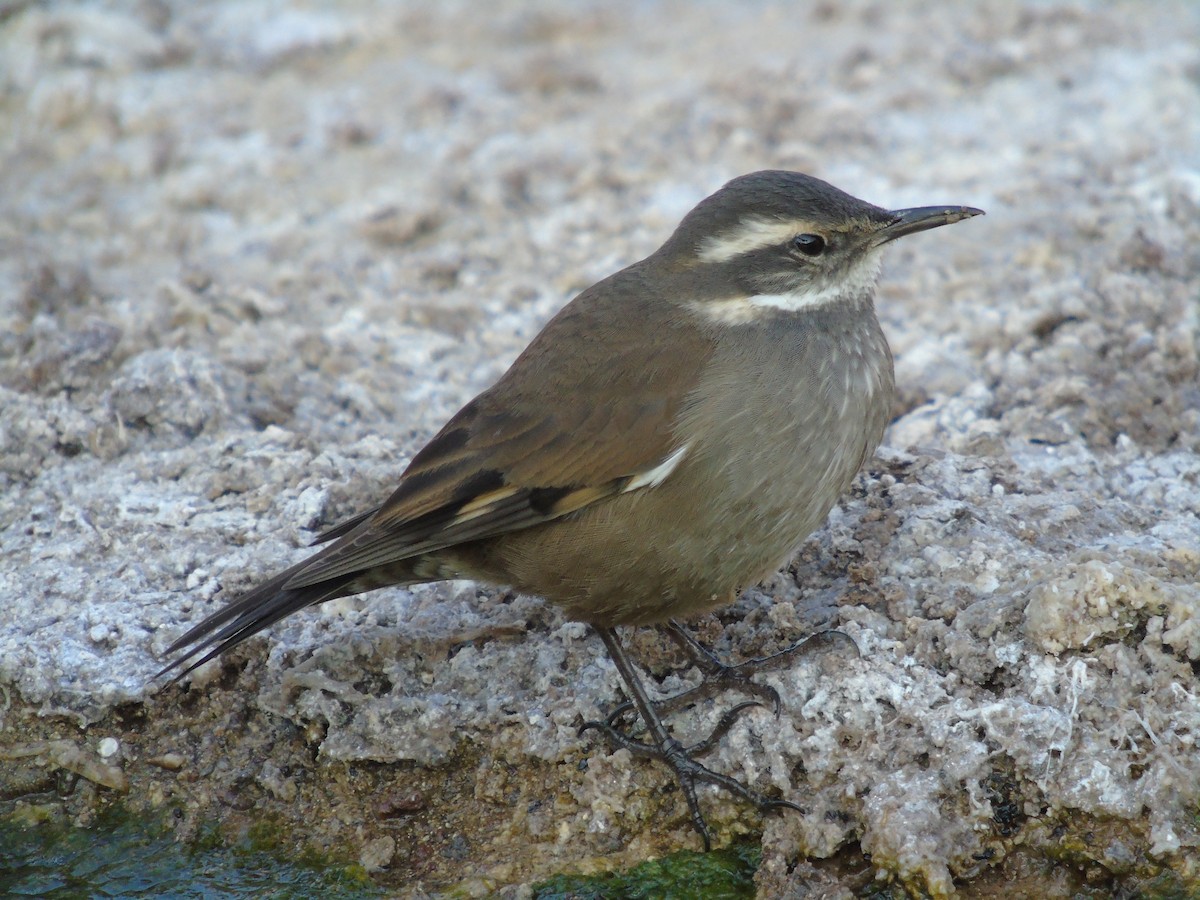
[532, 843, 759, 899]
[0, 804, 382, 899]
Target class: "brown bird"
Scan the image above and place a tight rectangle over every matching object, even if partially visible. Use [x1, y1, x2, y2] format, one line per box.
[160, 170, 982, 848]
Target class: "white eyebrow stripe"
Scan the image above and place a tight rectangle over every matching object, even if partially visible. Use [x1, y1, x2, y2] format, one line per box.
[697, 217, 803, 263]
[623, 444, 690, 492]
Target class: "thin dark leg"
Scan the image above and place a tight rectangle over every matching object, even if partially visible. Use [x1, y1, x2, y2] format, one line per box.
[583, 624, 857, 757]
[590, 626, 799, 851]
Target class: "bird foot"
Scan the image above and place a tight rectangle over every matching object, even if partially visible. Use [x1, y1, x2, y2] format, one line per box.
[664, 622, 860, 717]
[657, 737, 801, 851]
[581, 625, 851, 850]
[581, 698, 764, 758]
[579, 711, 799, 851]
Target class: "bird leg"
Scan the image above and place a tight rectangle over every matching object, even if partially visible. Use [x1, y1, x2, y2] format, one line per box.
[582, 626, 800, 851]
[585, 620, 854, 739]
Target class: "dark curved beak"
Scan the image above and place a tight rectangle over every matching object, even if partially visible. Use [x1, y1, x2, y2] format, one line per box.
[874, 205, 985, 245]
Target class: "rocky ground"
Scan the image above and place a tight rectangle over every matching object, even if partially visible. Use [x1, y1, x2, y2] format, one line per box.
[1, 1, 1198, 896]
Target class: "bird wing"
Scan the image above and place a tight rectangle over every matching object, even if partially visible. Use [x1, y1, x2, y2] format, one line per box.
[283, 281, 713, 589]
[159, 269, 714, 680]
[159, 354, 699, 680]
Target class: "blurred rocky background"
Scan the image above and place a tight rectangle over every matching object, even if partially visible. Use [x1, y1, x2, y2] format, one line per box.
[1, 1, 1198, 896]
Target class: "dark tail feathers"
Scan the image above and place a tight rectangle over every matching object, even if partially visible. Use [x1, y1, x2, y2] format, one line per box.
[156, 559, 357, 685]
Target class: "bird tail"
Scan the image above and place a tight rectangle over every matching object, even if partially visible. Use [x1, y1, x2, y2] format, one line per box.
[155, 557, 358, 685]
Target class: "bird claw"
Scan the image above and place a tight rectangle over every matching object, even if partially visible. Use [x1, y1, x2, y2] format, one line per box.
[665, 622, 858, 717]
[658, 737, 801, 852]
[686, 700, 763, 756]
[578, 716, 659, 757]
[580, 698, 765, 759]
[578, 718, 799, 852]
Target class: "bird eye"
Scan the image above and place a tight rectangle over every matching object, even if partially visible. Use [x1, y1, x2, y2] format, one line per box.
[792, 234, 826, 256]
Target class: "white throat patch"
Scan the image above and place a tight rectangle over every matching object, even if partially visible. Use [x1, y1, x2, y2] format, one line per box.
[690, 251, 883, 324]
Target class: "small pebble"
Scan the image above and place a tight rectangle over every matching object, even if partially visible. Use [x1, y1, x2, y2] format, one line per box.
[147, 752, 187, 771]
[359, 836, 396, 872]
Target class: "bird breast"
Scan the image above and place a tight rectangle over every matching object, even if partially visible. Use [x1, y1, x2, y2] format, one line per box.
[463, 299, 893, 628]
[671, 299, 895, 582]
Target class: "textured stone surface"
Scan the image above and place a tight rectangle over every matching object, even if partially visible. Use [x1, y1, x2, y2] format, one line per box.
[1, 1, 1198, 896]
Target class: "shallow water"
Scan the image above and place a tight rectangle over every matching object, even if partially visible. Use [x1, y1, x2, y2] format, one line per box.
[0, 803, 763, 897]
[0, 807, 382, 899]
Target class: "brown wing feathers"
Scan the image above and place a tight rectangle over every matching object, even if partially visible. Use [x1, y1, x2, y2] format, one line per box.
[158, 411, 674, 681]
[160, 287, 713, 682]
